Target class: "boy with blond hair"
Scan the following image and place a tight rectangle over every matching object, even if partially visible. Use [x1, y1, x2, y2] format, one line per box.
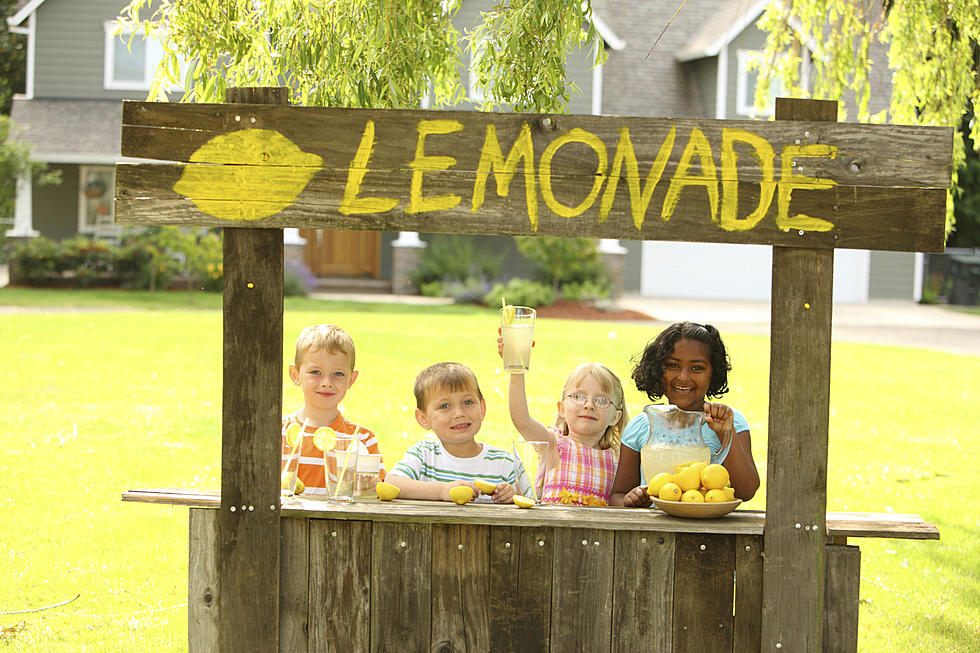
[282, 324, 385, 496]
[387, 362, 529, 503]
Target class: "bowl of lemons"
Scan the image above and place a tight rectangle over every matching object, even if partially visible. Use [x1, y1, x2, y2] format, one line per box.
[647, 462, 741, 519]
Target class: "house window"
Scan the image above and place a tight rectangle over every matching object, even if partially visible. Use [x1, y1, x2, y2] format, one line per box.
[104, 22, 184, 91]
[735, 49, 783, 118]
[79, 166, 115, 235]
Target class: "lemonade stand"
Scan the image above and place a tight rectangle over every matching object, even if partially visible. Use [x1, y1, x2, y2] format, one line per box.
[119, 89, 944, 652]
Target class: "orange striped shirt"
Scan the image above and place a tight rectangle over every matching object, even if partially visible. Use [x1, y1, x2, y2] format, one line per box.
[281, 412, 386, 495]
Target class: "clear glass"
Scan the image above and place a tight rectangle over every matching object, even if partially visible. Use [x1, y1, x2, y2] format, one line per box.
[639, 404, 711, 481]
[501, 306, 535, 372]
[513, 440, 551, 503]
[324, 434, 359, 503]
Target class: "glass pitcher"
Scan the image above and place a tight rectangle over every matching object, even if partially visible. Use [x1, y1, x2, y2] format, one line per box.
[639, 404, 732, 481]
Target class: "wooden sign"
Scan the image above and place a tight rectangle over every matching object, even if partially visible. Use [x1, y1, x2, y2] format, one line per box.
[116, 102, 952, 252]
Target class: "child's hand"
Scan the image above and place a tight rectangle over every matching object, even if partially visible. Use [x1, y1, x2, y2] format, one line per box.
[703, 401, 735, 435]
[622, 485, 653, 508]
[440, 480, 478, 502]
[489, 482, 515, 504]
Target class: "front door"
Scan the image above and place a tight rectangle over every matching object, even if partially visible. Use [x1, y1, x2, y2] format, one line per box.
[301, 229, 381, 278]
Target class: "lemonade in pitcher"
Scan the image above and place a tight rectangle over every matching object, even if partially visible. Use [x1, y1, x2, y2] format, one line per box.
[639, 404, 714, 481]
[640, 442, 710, 481]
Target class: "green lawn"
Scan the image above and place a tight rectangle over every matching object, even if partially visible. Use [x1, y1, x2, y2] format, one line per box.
[1, 288, 978, 651]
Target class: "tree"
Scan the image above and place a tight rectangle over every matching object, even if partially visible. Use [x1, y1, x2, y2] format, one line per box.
[117, 0, 603, 114]
[1, 116, 60, 255]
[514, 236, 600, 298]
[0, 0, 27, 115]
[756, 1, 980, 237]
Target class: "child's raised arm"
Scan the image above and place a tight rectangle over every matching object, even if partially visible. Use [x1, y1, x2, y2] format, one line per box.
[498, 332, 556, 445]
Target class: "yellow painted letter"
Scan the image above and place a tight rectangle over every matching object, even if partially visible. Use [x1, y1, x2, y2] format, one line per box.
[339, 120, 398, 215]
[539, 128, 607, 219]
[718, 128, 775, 231]
[662, 128, 719, 222]
[472, 123, 537, 228]
[600, 126, 676, 229]
[406, 119, 463, 214]
[777, 144, 838, 232]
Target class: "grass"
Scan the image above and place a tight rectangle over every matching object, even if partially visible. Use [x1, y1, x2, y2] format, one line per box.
[1, 288, 978, 651]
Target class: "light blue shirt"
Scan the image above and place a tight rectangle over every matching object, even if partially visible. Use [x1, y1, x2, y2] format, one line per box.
[621, 405, 749, 484]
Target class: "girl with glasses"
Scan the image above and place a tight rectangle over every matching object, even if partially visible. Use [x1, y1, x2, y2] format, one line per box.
[499, 333, 629, 506]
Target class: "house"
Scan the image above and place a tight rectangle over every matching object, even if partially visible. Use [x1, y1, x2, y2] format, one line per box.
[6, 0, 922, 302]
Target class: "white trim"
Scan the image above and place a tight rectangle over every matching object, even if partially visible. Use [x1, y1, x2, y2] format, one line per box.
[392, 232, 425, 247]
[735, 49, 779, 118]
[589, 12, 625, 51]
[9, 13, 35, 99]
[715, 46, 728, 119]
[591, 36, 603, 116]
[676, 0, 769, 61]
[78, 165, 115, 235]
[283, 228, 306, 246]
[6, 175, 39, 238]
[598, 239, 626, 254]
[8, 0, 48, 26]
[913, 252, 924, 303]
[103, 21, 184, 92]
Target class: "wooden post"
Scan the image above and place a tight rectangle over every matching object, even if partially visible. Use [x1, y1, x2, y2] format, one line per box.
[218, 87, 286, 652]
[763, 97, 838, 651]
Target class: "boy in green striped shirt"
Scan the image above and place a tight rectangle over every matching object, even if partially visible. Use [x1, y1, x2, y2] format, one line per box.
[387, 362, 530, 503]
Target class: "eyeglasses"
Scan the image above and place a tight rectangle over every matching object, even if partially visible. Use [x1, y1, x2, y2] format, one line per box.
[564, 393, 616, 409]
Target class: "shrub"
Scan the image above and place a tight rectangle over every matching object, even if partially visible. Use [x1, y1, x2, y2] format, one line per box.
[411, 235, 505, 288]
[283, 260, 314, 297]
[560, 279, 610, 302]
[484, 278, 555, 308]
[513, 236, 607, 298]
[441, 275, 494, 304]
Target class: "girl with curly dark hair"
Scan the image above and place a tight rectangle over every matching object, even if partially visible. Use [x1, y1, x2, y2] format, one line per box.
[610, 322, 759, 507]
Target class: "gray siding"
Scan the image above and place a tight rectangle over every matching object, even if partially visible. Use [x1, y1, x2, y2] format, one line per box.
[33, 0, 155, 101]
[868, 250, 915, 300]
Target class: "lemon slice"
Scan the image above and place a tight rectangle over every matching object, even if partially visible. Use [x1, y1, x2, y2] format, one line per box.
[376, 481, 401, 501]
[513, 495, 534, 508]
[284, 423, 303, 448]
[312, 427, 336, 451]
[294, 478, 305, 495]
[449, 486, 474, 505]
[501, 304, 515, 326]
[474, 480, 498, 494]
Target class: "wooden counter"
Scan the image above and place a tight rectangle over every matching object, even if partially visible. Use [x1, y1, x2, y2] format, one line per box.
[124, 488, 938, 652]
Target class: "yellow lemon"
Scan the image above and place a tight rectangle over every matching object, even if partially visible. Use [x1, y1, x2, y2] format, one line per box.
[284, 423, 303, 448]
[658, 482, 682, 501]
[681, 489, 705, 503]
[704, 489, 728, 503]
[294, 478, 305, 495]
[449, 486, 474, 505]
[673, 459, 701, 473]
[673, 466, 701, 492]
[173, 129, 323, 222]
[700, 464, 730, 490]
[312, 427, 336, 451]
[375, 481, 401, 501]
[513, 495, 535, 508]
[724, 486, 736, 501]
[689, 461, 709, 476]
[280, 470, 295, 490]
[647, 472, 674, 497]
[474, 480, 498, 494]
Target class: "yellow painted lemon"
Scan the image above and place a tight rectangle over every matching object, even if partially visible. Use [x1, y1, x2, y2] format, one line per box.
[375, 481, 401, 501]
[681, 489, 705, 503]
[704, 489, 728, 503]
[700, 464, 730, 490]
[449, 486, 475, 505]
[312, 427, 336, 451]
[673, 466, 701, 492]
[284, 423, 303, 448]
[513, 495, 535, 508]
[474, 480, 498, 494]
[173, 129, 323, 222]
[658, 482, 682, 501]
[647, 472, 674, 497]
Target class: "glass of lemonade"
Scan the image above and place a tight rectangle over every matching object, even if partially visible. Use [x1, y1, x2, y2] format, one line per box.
[324, 433, 359, 503]
[501, 306, 535, 373]
[513, 440, 551, 503]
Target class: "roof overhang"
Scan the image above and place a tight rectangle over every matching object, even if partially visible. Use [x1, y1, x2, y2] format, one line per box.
[676, 0, 769, 62]
[8, 0, 47, 27]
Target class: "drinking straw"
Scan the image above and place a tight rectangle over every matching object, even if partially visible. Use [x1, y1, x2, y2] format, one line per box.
[334, 425, 360, 498]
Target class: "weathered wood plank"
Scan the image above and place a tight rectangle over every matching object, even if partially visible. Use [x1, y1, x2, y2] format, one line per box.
[371, 522, 431, 653]
[671, 533, 735, 652]
[734, 534, 764, 652]
[308, 519, 371, 652]
[188, 508, 219, 653]
[611, 531, 674, 652]
[488, 526, 552, 653]
[550, 528, 614, 651]
[120, 102, 952, 189]
[217, 88, 285, 653]
[823, 544, 861, 653]
[280, 517, 309, 653]
[430, 524, 491, 652]
[114, 163, 946, 252]
[762, 96, 837, 653]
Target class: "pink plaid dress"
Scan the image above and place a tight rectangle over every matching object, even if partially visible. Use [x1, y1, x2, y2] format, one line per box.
[541, 430, 618, 507]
